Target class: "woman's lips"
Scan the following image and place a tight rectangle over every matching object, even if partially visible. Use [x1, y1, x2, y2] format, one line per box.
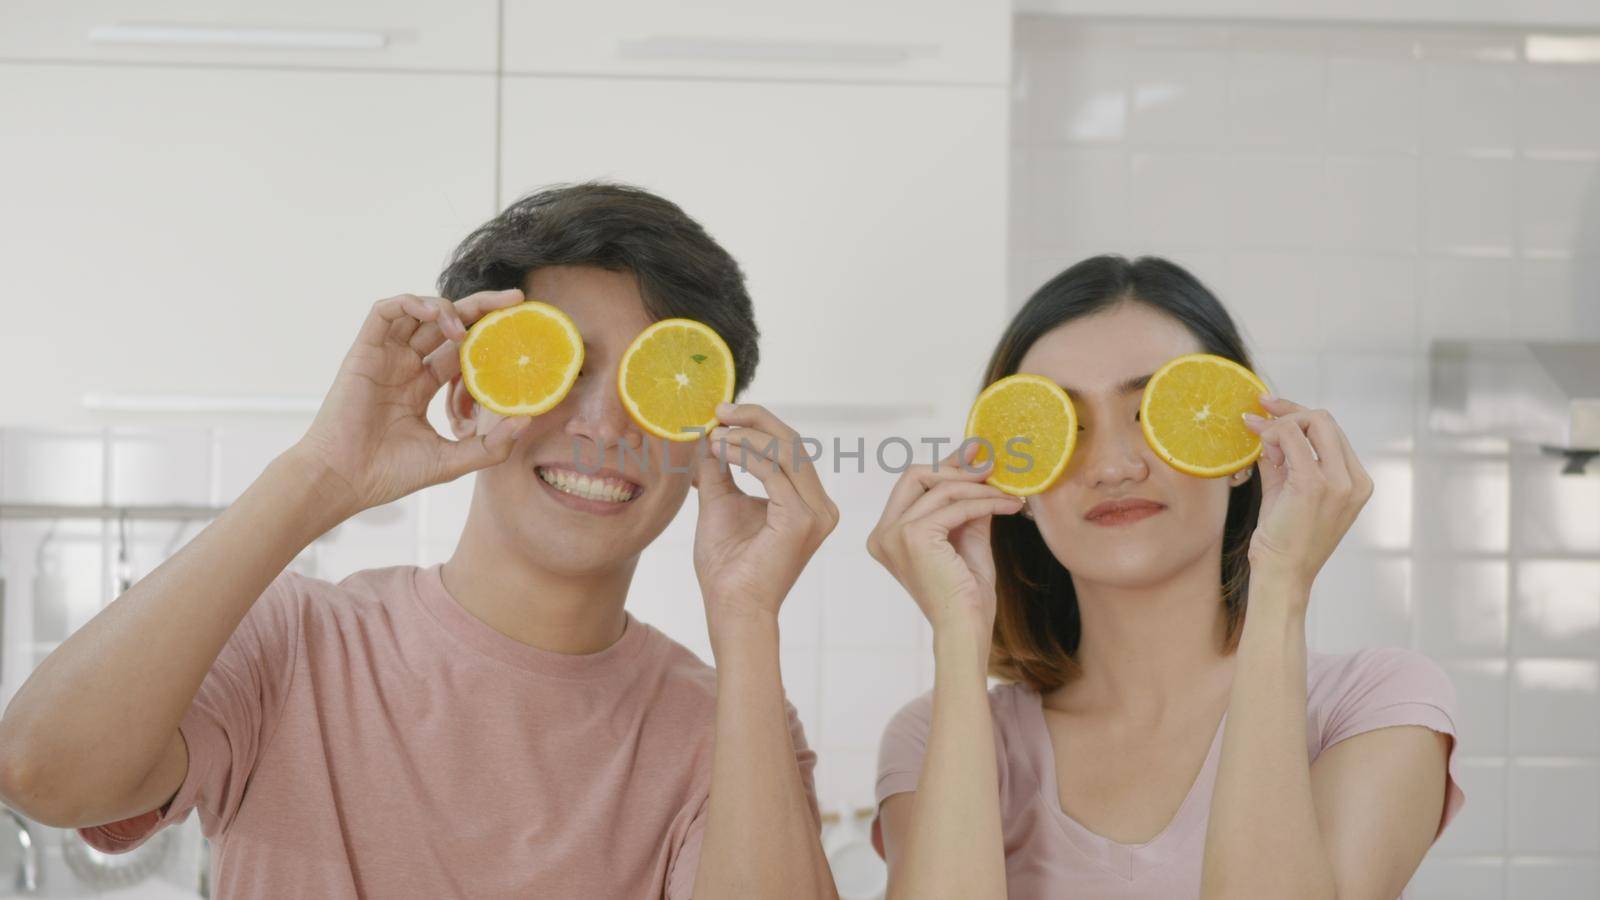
[1087, 506, 1165, 526]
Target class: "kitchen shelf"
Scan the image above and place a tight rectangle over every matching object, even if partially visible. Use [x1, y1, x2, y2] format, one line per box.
[0, 503, 224, 521]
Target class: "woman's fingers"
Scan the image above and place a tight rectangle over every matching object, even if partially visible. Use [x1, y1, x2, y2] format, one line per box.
[878, 439, 993, 526]
[1299, 412, 1354, 493]
[1253, 397, 1367, 496]
[899, 478, 1017, 524]
[906, 495, 1025, 538]
[1260, 414, 1324, 488]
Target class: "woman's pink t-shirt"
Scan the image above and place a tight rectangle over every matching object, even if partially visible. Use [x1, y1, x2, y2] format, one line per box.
[78, 563, 819, 899]
[873, 647, 1465, 899]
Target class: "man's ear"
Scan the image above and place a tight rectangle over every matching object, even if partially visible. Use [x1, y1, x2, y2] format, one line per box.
[444, 376, 478, 440]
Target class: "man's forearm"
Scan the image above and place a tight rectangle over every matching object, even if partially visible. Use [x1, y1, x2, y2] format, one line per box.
[1201, 574, 1337, 900]
[0, 448, 351, 824]
[694, 610, 836, 899]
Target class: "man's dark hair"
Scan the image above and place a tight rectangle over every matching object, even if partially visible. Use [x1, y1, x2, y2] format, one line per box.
[438, 180, 759, 394]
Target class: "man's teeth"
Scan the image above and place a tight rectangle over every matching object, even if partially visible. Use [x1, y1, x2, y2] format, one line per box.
[538, 467, 638, 504]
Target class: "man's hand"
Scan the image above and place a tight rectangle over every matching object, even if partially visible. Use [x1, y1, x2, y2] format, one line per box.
[692, 402, 838, 640]
[291, 288, 534, 519]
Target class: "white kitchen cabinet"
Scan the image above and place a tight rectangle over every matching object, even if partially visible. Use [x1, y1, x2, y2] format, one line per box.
[0, 0, 497, 71]
[1016, 0, 1600, 29]
[501, 0, 1009, 85]
[499, 76, 1008, 412]
[0, 64, 496, 428]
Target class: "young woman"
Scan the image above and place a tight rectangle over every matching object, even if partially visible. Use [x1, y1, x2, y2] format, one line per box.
[867, 255, 1463, 899]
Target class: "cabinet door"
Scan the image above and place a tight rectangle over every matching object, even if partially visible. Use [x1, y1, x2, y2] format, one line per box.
[502, 0, 1008, 85]
[0, 0, 497, 71]
[0, 64, 496, 427]
[499, 76, 1007, 413]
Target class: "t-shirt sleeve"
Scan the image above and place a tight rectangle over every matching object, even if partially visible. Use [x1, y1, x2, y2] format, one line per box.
[75, 568, 305, 853]
[664, 698, 821, 900]
[870, 689, 935, 860]
[1318, 647, 1466, 842]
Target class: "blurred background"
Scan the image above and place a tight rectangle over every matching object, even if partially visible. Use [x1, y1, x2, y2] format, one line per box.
[1, 1, 1598, 897]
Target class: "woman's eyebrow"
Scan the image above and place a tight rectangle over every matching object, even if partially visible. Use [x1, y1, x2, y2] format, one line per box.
[1058, 372, 1154, 401]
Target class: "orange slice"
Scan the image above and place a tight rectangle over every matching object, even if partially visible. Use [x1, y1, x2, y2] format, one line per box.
[617, 318, 736, 442]
[1141, 352, 1269, 478]
[964, 373, 1077, 496]
[459, 301, 584, 416]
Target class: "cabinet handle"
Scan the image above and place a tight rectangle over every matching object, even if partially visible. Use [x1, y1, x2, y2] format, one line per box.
[618, 35, 938, 66]
[89, 23, 387, 51]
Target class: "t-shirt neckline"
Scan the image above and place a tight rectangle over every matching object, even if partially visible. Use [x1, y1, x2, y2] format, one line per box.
[1020, 687, 1229, 882]
[412, 562, 651, 679]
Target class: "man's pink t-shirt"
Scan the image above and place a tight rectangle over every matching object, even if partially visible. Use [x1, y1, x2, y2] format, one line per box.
[78, 563, 819, 899]
[873, 647, 1465, 899]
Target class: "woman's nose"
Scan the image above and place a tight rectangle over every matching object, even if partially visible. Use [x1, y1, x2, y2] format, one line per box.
[1074, 419, 1150, 486]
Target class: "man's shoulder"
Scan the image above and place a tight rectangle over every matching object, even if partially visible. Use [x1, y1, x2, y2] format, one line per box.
[260, 562, 419, 624]
[636, 619, 719, 704]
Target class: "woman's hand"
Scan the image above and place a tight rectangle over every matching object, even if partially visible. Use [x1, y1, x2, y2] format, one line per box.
[866, 441, 1025, 647]
[1241, 394, 1374, 601]
[291, 288, 534, 520]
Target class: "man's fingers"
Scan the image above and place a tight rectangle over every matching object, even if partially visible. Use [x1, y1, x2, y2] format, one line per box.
[358, 293, 438, 348]
[422, 339, 463, 389]
[707, 426, 805, 510]
[453, 287, 526, 325]
[408, 296, 470, 356]
[712, 402, 833, 516]
[694, 440, 744, 505]
[436, 415, 532, 481]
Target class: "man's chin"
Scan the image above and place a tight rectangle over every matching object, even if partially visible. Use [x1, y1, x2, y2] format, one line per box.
[519, 531, 641, 576]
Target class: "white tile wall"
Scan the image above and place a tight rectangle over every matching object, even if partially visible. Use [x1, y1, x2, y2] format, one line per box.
[1013, 15, 1600, 896]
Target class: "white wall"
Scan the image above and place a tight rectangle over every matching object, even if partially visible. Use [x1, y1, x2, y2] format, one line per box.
[1011, 15, 1600, 897]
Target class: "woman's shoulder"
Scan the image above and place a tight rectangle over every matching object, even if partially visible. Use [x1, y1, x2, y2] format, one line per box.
[1305, 646, 1459, 748]
[1307, 645, 1454, 700]
[876, 681, 1045, 809]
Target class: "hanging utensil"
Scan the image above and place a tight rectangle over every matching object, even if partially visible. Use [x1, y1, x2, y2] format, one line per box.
[1, 805, 40, 894]
[115, 508, 133, 595]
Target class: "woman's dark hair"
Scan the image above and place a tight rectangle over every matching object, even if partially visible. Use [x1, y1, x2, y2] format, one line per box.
[984, 255, 1264, 693]
[438, 180, 759, 395]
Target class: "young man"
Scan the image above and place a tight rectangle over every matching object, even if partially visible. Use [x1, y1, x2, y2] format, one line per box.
[0, 182, 840, 899]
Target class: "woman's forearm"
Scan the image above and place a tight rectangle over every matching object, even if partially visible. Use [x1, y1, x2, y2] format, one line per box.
[890, 620, 1006, 900]
[1201, 574, 1337, 899]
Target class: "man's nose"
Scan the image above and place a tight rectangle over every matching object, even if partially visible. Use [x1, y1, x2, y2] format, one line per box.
[563, 368, 642, 455]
